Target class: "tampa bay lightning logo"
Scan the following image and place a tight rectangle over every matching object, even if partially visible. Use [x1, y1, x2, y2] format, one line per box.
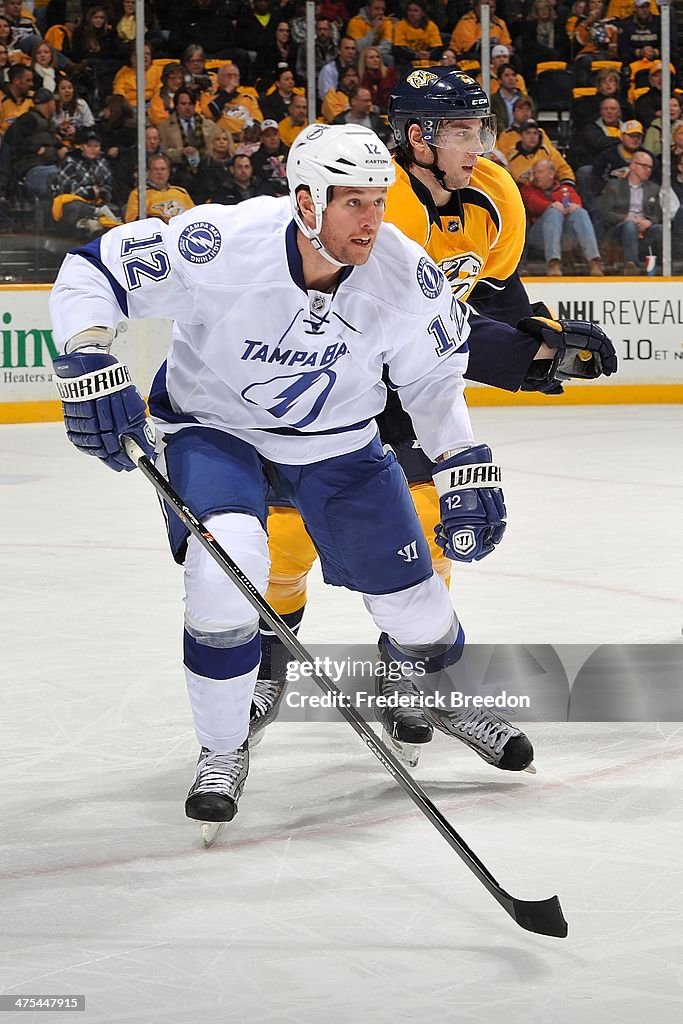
[242, 369, 337, 429]
[416, 257, 444, 299]
[178, 222, 221, 264]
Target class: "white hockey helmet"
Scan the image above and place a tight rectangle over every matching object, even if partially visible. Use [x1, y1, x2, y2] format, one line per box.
[287, 123, 396, 253]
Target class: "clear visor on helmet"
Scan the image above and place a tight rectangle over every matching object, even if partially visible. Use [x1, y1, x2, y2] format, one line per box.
[428, 115, 497, 153]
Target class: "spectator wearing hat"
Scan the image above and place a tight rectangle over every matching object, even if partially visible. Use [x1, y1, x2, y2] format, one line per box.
[497, 97, 544, 157]
[261, 65, 303, 123]
[331, 83, 392, 143]
[595, 147, 662, 274]
[520, 158, 603, 276]
[124, 152, 195, 223]
[589, 119, 652, 199]
[487, 45, 527, 95]
[200, 64, 263, 141]
[8, 87, 66, 197]
[449, 0, 512, 59]
[250, 118, 288, 195]
[278, 93, 308, 148]
[491, 65, 531, 128]
[52, 127, 120, 235]
[392, 0, 443, 72]
[321, 63, 359, 123]
[0, 64, 33, 136]
[346, 0, 394, 67]
[587, 118, 655, 238]
[508, 118, 575, 184]
[619, 0, 661, 66]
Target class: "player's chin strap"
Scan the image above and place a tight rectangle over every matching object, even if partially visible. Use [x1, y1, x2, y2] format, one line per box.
[293, 203, 348, 269]
[411, 146, 449, 189]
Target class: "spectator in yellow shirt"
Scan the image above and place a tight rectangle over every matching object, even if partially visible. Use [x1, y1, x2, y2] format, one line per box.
[148, 63, 186, 126]
[116, 0, 137, 44]
[112, 43, 162, 108]
[124, 153, 195, 223]
[507, 118, 575, 184]
[0, 63, 32, 135]
[449, 0, 512, 58]
[321, 64, 359, 123]
[278, 93, 308, 147]
[393, 0, 443, 70]
[201, 63, 263, 139]
[346, 0, 394, 67]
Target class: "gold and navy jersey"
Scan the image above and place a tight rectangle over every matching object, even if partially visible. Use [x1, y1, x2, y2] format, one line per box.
[385, 157, 526, 306]
[378, 157, 539, 455]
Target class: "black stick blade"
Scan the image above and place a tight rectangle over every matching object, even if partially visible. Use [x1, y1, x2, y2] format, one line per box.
[509, 895, 568, 938]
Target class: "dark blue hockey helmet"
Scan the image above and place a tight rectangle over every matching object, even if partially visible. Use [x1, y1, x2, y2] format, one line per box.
[389, 67, 496, 152]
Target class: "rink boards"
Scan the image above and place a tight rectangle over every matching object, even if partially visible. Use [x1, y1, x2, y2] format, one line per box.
[1, 279, 682, 423]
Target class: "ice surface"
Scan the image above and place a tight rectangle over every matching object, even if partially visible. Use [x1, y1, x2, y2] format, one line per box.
[1, 409, 682, 1023]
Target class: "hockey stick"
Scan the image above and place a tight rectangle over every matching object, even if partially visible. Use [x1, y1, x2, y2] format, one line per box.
[123, 436, 568, 939]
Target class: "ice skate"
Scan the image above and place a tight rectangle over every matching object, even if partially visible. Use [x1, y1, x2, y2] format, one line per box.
[249, 676, 287, 748]
[185, 742, 249, 846]
[374, 668, 433, 768]
[425, 705, 535, 772]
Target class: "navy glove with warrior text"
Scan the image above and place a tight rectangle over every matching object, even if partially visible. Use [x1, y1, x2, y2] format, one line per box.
[433, 445, 506, 562]
[53, 351, 155, 472]
[519, 316, 618, 392]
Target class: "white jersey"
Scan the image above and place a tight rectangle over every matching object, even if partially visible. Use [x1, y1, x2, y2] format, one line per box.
[49, 198, 475, 464]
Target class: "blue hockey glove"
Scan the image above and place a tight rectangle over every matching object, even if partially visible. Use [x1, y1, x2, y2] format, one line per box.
[433, 445, 506, 562]
[519, 316, 618, 392]
[53, 351, 155, 472]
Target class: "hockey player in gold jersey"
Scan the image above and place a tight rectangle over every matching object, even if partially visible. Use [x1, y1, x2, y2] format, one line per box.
[256, 68, 617, 767]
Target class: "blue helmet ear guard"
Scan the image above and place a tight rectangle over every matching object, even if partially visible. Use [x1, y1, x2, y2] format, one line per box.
[388, 67, 494, 149]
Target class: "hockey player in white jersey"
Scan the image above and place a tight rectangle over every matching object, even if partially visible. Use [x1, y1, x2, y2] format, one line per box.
[49, 124, 533, 841]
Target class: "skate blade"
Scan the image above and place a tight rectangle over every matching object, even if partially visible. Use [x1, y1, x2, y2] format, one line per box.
[382, 729, 421, 768]
[199, 821, 226, 847]
[524, 762, 537, 775]
[248, 729, 264, 749]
